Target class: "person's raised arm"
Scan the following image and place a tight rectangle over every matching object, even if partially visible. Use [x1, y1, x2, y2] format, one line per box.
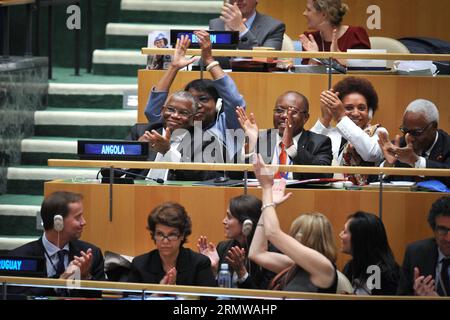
[155, 35, 197, 92]
[195, 30, 225, 80]
[254, 154, 335, 288]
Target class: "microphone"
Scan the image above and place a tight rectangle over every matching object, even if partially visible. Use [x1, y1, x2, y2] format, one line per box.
[312, 58, 347, 74]
[99, 168, 164, 184]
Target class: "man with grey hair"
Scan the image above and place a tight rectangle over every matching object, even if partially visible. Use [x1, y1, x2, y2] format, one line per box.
[378, 99, 449, 186]
[126, 90, 223, 181]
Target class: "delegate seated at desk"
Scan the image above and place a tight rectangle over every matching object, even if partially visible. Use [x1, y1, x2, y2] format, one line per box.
[237, 91, 333, 180]
[209, 0, 285, 50]
[129, 91, 223, 181]
[127, 202, 216, 287]
[311, 77, 387, 185]
[8, 191, 105, 298]
[378, 99, 450, 186]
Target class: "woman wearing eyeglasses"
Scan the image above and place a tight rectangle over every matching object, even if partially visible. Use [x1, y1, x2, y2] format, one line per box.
[311, 76, 386, 185]
[127, 202, 216, 287]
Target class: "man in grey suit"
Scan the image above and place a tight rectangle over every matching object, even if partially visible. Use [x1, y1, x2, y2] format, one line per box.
[209, 0, 285, 50]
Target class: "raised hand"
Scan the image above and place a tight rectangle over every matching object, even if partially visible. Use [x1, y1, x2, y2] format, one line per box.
[236, 106, 258, 153]
[272, 179, 292, 205]
[171, 35, 197, 70]
[225, 246, 247, 279]
[220, 3, 247, 32]
[148, 128, 171, 154]
[299, 34, 319, 52]
[197, 236, 220, 274]
[377, 131, 398, 165]
[65, 248, 93, 280]
[395, 133, 419, 167]
[413, 267, 438, 296]
[330, 29, 341, 52]
[281, 110, 294, 148]
[160, 267, 177, 285]
[194, 30, 214, 65]
[320, 89, 344, 122]
[253, 154, 274, 189]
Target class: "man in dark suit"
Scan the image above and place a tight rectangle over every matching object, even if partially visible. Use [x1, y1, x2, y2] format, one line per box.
[398, 196, 450, 296]
[8, 191, 105, 297]
[209, 0, 285, 50]
[378, 99, 449, 186]
[238, 91, 333, 180]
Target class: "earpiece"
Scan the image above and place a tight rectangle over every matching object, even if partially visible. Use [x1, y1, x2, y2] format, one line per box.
[242, 219, 253, 237]
[216, 98, 223, 113]
[368, 108, 373, 120]
[53, 215, 64, 232]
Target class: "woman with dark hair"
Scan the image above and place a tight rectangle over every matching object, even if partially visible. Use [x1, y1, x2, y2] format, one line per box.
[300, 0, 370, 65]
[127, 202, 216, 287]
[340, 211, 400, 295]
[197, 194, 274, 289]
[311, 76, 387, 185]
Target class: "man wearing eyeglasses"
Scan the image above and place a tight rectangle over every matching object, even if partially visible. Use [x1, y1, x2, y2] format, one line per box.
[378, 99, 449, 186]
[238, 91, 333, 180]
[398, 196, 450, 296]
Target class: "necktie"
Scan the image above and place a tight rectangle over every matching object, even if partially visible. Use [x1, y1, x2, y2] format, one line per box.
[275, 142, 287, 179]
[55, 250, 67, 278]
[438, 258, 450, 296]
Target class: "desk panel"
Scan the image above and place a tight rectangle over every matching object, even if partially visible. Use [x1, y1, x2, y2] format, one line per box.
[138, 71, 450, 136]
[44, 181, 445, 269]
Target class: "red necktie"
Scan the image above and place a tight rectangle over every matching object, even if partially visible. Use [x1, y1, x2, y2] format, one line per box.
[275, 142, 287, 179]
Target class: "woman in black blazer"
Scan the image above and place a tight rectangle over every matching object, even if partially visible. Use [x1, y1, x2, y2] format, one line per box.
[128, 202, 216, 287]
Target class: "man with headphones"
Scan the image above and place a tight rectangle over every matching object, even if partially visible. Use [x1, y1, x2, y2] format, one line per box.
[8, 191, 105, 297]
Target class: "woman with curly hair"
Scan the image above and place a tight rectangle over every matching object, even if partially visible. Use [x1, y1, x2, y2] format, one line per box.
[311, 76, 387, 185]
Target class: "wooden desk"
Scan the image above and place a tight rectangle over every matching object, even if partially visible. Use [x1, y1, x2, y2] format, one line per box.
[138, 70, 450, 136]
[44, 180, 446, 269]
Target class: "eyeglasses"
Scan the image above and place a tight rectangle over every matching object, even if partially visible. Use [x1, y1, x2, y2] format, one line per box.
[154, 232, 181, 242]
[435, 225, 450, 236]
[399, 122, 434, 137]
[163, 106, 194, 119]
[273, 107, 308, 116]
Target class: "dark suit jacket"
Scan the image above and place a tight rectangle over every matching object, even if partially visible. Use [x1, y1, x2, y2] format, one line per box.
[256, 129, 333, 180]
[127, 247, 216, 287]
[209, 11, 285, 50]
[397, 238, 439, 295]
[8, 237, 105, 297]
[389, 129, 450, 186]
[126, 122, 223, 181]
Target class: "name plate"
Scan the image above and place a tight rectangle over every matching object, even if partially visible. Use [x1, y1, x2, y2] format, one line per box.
[78, 140, 149, 160]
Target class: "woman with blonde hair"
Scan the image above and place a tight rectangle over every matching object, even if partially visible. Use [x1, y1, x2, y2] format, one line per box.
[300, 0, 370, 65]
[249, 155, 338, 293]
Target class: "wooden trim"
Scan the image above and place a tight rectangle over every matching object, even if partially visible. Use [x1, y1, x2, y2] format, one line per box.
[140, 48, 450, 61]
[2, 276, 448, 300]
[48, 159, 450, 177]
[0, 0, 34, 6]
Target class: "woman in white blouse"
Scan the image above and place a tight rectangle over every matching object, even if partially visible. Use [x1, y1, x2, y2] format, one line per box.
[311, 76, 387, 185]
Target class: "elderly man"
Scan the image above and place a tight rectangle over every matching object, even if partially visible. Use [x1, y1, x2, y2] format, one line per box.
[129, 90, 223, 181]
[237, 91, 333, 180]
[378, 99, 450, 186]
[398, 196, 450, 296]
[209, 0, 285, 50]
